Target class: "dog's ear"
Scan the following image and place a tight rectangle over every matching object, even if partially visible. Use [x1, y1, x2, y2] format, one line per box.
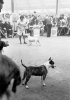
[49, 57, 51, 60]
[21, 59, 22, 64]
[49, 57, 53, 61]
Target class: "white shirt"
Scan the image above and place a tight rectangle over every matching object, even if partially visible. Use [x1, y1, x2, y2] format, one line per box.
[17, 19, 26, 35]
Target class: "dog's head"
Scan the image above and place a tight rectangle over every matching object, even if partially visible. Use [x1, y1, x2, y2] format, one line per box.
[0, 41, 9, 51]
[48, 57, 56, 68]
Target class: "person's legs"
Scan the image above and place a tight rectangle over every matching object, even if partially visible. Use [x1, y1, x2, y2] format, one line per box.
[49, 24, 52, 37]
[22, 30, 27, 44]
[47, 24, 52, 37]
[19, 35, 22, 44]
[23, 35, 27, 44]
[47, 25, 49, 37]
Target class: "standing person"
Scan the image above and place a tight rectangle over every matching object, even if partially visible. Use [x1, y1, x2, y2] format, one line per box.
[46, 16, 52, 37]
[17, 15, 28, 44]
[43, 17, 47, 35]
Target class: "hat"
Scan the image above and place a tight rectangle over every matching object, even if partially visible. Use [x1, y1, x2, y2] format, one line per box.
[0, 0, 4, 4]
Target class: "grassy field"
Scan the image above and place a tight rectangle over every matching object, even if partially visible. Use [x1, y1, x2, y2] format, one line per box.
[2, 36, 70, 100]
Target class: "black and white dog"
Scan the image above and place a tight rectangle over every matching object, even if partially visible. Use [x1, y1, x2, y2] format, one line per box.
[21, 57, 56, 88]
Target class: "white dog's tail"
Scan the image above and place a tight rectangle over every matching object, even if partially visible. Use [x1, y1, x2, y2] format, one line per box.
[21, 60, 27, 69]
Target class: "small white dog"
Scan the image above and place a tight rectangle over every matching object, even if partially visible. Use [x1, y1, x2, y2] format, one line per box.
[27, 35, 40, 46]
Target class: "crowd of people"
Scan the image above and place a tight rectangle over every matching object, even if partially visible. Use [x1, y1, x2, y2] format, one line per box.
[0, 11, 69, 38]
[0, 11, 70, 40]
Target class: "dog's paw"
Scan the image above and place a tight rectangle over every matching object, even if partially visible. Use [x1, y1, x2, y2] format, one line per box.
[42, 83, 46, 86]
[25, 85, 29, 89]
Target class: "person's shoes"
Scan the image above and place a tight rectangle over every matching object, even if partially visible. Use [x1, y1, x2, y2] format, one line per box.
[24, 42, 27, 44]
[20, 42, 22, 44]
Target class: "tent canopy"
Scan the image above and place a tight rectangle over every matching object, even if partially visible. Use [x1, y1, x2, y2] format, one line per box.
[2, 0, 70, 14]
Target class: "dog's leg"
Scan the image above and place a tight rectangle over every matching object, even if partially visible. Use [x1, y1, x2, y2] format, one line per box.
[36, 40, 38, 46]
[37, 40, 40, 46]
[1, 93, 10, 100]
[41, 76, 43, 85]
[28, 41, 32, 46]
[22, 72, 26, 85]
[42, 74, 46, 86]
[41, 76, 45, 86]
[1, 95, 7, 100]
[42, 81, 46, 86]
[24, 75, 31, 89]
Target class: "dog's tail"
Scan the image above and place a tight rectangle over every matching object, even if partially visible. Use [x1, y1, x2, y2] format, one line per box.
[21, 60, 27, 69]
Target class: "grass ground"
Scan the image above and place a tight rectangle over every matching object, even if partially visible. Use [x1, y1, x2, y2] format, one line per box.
[2, 36, 70, 100]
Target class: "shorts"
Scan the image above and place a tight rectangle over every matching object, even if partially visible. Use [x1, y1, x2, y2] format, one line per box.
[17, 29, 25, 36]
